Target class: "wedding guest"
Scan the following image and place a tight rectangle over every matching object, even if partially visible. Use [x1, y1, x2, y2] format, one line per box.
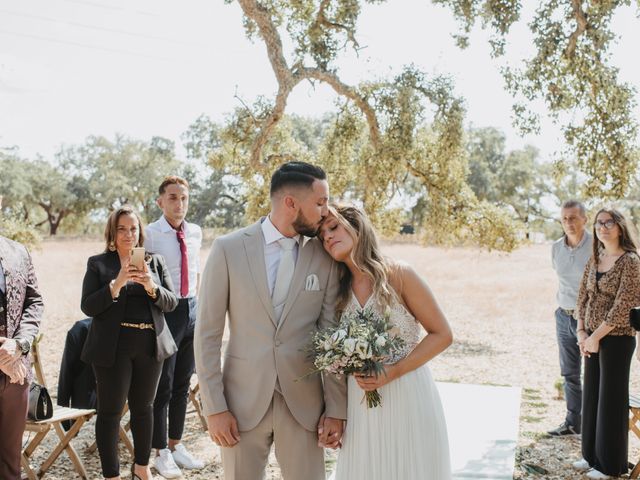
[0, 234, 44, 480]
[146, 176, 204, 478]
[572, 207, 640, 480]
[80, 205, 178, 480]
[548, 200, 592, 436]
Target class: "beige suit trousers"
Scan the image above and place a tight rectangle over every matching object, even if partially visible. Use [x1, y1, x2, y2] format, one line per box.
[221, 391, 325, 480]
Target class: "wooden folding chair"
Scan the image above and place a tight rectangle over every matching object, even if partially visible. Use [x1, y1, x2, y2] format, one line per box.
[629, 393, 640, 478]
[21, 335, 95, 479]
[187, 380, 208, 431]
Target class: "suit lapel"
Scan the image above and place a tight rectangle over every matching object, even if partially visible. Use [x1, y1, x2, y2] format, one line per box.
[278, 237, 314, 327]
[243, 222, 278, 326]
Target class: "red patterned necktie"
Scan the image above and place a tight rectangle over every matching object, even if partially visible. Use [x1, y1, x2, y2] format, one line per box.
[176, 229, 189, 297]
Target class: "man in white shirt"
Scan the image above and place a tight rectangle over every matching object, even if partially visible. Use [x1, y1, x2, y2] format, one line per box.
[145, 176, 204, 478]
[194, 162, 346, 480]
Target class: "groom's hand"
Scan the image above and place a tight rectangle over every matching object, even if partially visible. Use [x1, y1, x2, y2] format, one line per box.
[317, 415, 344, 449]
[207, 411, 241, 447]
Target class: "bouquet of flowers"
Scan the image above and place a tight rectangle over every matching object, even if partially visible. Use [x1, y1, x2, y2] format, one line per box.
[306, 306, 405, 408]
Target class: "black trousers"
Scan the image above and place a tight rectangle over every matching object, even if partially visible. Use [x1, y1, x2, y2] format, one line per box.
[93, 328, 163, 478]
[582, 334, 635, 476]
[152, 297, 196, 449]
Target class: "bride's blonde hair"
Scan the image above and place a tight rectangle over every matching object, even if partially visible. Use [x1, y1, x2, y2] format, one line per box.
[326, 204, 398, 314]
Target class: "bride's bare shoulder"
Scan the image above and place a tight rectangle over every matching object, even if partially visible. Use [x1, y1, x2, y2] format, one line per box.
[386, 259, 414, 296]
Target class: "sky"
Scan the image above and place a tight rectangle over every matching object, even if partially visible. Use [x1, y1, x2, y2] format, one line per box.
[1, 0, 639, 162]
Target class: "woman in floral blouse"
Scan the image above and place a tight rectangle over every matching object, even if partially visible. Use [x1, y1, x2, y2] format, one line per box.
[572, 207, 640, 480]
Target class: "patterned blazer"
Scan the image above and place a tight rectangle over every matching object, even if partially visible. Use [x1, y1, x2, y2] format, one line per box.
[0, 236, 44, 382]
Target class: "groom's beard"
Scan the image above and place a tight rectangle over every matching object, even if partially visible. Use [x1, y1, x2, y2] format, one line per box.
[293, 211, 321, 237]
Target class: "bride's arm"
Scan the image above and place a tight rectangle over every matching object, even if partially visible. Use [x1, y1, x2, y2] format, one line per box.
[356, 263, 452, 391]
[390, 263, 453, 376]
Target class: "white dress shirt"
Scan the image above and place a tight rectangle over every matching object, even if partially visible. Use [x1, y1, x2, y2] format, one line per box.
[261, 216, 301, 297]
[145, 216, 202, 298]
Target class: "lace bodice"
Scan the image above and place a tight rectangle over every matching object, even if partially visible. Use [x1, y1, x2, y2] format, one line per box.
[345, 292, 422, 362]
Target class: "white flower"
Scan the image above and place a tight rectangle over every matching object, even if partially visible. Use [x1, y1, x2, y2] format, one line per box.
[355, 340, 372, 359]
[331, 329, 347, 343]
[374, 335, 387, 348]
[343, 338, 356, 355]
[323, 339, 333, 351]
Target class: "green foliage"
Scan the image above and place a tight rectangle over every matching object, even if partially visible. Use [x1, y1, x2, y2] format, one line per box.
[0, 214, 41, 249]
[442, 0, 639, 198]
[466, 127, 553, 236]
[181, 116, 246, 229]
[221, 0, 532, 250]
[58, 134, 181, 223]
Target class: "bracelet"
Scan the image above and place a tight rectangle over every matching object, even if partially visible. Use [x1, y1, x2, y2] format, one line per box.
[146, 286, 158, 299]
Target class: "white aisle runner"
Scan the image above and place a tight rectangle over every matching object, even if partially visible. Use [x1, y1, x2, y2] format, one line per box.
[437, 382, 521, 480]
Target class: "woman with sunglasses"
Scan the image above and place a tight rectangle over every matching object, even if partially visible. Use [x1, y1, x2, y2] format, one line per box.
[572, 207, 640, 479]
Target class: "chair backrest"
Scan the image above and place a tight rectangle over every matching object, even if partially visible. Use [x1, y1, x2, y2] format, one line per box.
[31, 333, 48, 388]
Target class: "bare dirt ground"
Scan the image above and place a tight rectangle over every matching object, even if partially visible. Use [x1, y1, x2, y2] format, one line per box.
[24, 238, 640, 479]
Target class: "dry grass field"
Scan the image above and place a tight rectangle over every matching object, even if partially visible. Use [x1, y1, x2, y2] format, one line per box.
[24, 238, 640, 479]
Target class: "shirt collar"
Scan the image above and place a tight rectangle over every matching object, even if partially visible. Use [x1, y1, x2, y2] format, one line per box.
[564, 230, 590, 250]
[158, 215, 187, 234]
[261, 215, 301, 246]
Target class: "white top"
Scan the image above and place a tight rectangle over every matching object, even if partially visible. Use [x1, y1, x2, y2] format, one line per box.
[261, 216, 301, 297]
[145, 216, 203, 298]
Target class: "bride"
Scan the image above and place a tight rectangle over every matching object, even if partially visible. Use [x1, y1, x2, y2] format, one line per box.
[319, 204, 452, 480]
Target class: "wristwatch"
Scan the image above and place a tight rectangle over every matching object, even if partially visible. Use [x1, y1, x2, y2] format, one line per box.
[16, 338, 30, 355]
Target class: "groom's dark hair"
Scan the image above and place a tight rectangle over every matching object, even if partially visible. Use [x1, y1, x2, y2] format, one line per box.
[270, 161, 326, 197]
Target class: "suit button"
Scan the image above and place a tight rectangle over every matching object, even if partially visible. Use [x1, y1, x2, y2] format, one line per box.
[275, 340, 281, 347]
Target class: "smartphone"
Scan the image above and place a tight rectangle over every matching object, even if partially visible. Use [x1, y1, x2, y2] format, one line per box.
[130, 247, 146, 270]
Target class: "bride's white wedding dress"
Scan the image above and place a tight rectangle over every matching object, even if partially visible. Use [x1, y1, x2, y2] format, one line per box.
[330, 293, 451, 480]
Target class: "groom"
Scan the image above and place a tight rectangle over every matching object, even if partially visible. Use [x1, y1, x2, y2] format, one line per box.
[195, 161, 347, 479]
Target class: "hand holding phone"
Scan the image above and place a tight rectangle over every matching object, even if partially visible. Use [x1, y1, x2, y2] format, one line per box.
[130, 247, 145, 270]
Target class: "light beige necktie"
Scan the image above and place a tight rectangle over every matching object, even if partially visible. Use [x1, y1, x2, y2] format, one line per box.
[272, 237, 297, 322]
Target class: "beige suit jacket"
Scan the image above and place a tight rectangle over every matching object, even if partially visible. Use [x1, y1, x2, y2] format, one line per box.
[195, 220, 347, 432]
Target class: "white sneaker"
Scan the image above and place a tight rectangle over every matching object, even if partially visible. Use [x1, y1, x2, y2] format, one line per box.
[572, 458, 590, 471]
[172, 444, 205, 470]
[586, 468, 611, 479]
[154, 448, 182, 479]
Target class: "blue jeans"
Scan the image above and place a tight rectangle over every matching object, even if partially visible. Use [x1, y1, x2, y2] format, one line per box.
[555, 307, 582, 429]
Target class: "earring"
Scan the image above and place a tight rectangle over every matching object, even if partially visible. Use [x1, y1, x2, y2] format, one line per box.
[108, 241, 116, 251]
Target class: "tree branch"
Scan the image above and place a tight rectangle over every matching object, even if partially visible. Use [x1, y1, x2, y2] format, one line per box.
[297, 67, 380, 148]
[236, 0, 380, 166]
[236, 0, 296, 168]
[565, 0, 588, 59]
[314, 0, 359, 49]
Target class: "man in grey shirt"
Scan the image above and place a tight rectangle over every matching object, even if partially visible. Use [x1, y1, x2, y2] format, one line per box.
[549, 199, 592, 436]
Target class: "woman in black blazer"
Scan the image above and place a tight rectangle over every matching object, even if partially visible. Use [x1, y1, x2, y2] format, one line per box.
[81, 205, 177, 480]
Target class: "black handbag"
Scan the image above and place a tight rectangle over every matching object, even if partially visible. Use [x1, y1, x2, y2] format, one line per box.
[28, 382, 53, 421]
[630, 307, 640, 331]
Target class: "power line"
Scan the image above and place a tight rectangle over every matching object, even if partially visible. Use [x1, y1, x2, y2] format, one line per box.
[0, 8, 199, 47]
[0, 29, 171, 61]
[61, 0, 160, 17]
